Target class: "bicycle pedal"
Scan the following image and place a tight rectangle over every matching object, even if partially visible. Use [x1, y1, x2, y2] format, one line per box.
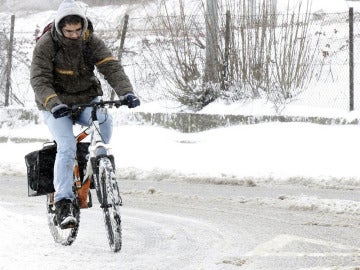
[53, 216, 58, 226]
[60, 221, 77, 230]
[48, 204, 56, 214]
[59, 216, 77, 229]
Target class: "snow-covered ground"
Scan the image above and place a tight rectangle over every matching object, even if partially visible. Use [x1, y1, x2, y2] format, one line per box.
[1, 173, 359, 270]
[1, 117, 360, 208]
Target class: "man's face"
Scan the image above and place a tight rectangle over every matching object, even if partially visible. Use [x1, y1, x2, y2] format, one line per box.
[62, 22, 82, 40]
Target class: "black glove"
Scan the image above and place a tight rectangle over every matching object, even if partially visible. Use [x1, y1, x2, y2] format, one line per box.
[124, 93, 140, 108]
[51, 103, 71, 119]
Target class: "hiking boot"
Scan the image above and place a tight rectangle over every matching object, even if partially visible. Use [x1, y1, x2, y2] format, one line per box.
[55, 199, 77, 229]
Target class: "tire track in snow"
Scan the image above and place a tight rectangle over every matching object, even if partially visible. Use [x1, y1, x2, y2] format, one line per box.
[119, 208, 229, 269]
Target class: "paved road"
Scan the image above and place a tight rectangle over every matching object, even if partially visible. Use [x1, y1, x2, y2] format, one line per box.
[0, 176, 359, 269]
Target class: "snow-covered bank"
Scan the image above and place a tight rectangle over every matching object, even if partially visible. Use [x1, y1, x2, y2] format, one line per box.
[1, 121, 360, 190]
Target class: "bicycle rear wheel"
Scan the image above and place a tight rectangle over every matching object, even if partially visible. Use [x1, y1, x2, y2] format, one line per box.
[46, 193, 80, 246]
[95, 157, 122, 252]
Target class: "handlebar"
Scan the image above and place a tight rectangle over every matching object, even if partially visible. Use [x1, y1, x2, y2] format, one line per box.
[71, 99, 127, 113]
[69, 99, 128, 122]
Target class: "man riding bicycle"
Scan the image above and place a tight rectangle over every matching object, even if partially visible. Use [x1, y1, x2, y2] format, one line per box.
[30, 0, 140, 229]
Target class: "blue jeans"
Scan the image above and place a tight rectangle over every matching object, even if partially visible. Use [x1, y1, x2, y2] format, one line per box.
[42, 103, 113, 203]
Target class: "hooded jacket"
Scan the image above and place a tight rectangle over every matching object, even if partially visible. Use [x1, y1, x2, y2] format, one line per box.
[30, 0, 133, 111]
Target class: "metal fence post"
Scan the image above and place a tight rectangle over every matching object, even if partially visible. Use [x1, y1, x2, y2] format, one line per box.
[349, 7, 354, 111]
[111, 14, 129, 102]
[5, 15, 15, 107]
[221, 10, 231, 90]
[118, 14, 129, 62]
[204, 0, 219, 83]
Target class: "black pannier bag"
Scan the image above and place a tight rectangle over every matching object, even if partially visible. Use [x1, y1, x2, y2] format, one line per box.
[25, 141, 90, 196]
[25, 142, 56, 196]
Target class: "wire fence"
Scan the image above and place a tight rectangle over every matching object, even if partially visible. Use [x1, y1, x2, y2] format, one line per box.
[124, 11, 360, 112]
[0, 10, 359, 114]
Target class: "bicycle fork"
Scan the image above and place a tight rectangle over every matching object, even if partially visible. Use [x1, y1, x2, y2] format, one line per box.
[74, 127, 94, 209]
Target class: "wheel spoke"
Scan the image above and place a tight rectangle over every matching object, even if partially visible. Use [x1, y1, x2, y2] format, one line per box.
[97, 158, 122, 252]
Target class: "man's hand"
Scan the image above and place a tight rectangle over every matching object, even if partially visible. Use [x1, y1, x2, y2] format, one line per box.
[124, 93, 140, 108]
[51, 103, 71, 119]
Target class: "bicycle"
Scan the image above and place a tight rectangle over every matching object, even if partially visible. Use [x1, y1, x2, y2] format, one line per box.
[46, 99, 127, 252]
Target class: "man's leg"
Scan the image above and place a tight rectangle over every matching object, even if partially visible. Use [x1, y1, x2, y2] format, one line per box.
[42, 110, 77, 196]
[42, 111, 77, 228]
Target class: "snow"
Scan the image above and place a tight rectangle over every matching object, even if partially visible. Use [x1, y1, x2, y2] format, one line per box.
[1, 117, 360, 196]
[0, 1, 360, 269]
[277, 0, 349, 12]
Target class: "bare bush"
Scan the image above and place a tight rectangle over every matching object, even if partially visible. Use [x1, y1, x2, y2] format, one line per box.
[224, 0, 319, 112]
[142, 0, 217, 110]
[268, 4, 319, 111]
[140, 0, 226, 110]
[144, 0, 319, 112]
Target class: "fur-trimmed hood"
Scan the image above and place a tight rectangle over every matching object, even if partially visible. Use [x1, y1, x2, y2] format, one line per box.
[54, 0, 88, 37]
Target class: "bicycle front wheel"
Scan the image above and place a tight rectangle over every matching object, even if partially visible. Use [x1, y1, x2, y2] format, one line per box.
[96, 157, 122, 252]
[46, 193, 80, 246]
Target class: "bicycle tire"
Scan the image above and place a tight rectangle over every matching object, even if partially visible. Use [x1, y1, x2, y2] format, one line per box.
[46, 193, 80, 246]
[95, 157, 122, 252]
